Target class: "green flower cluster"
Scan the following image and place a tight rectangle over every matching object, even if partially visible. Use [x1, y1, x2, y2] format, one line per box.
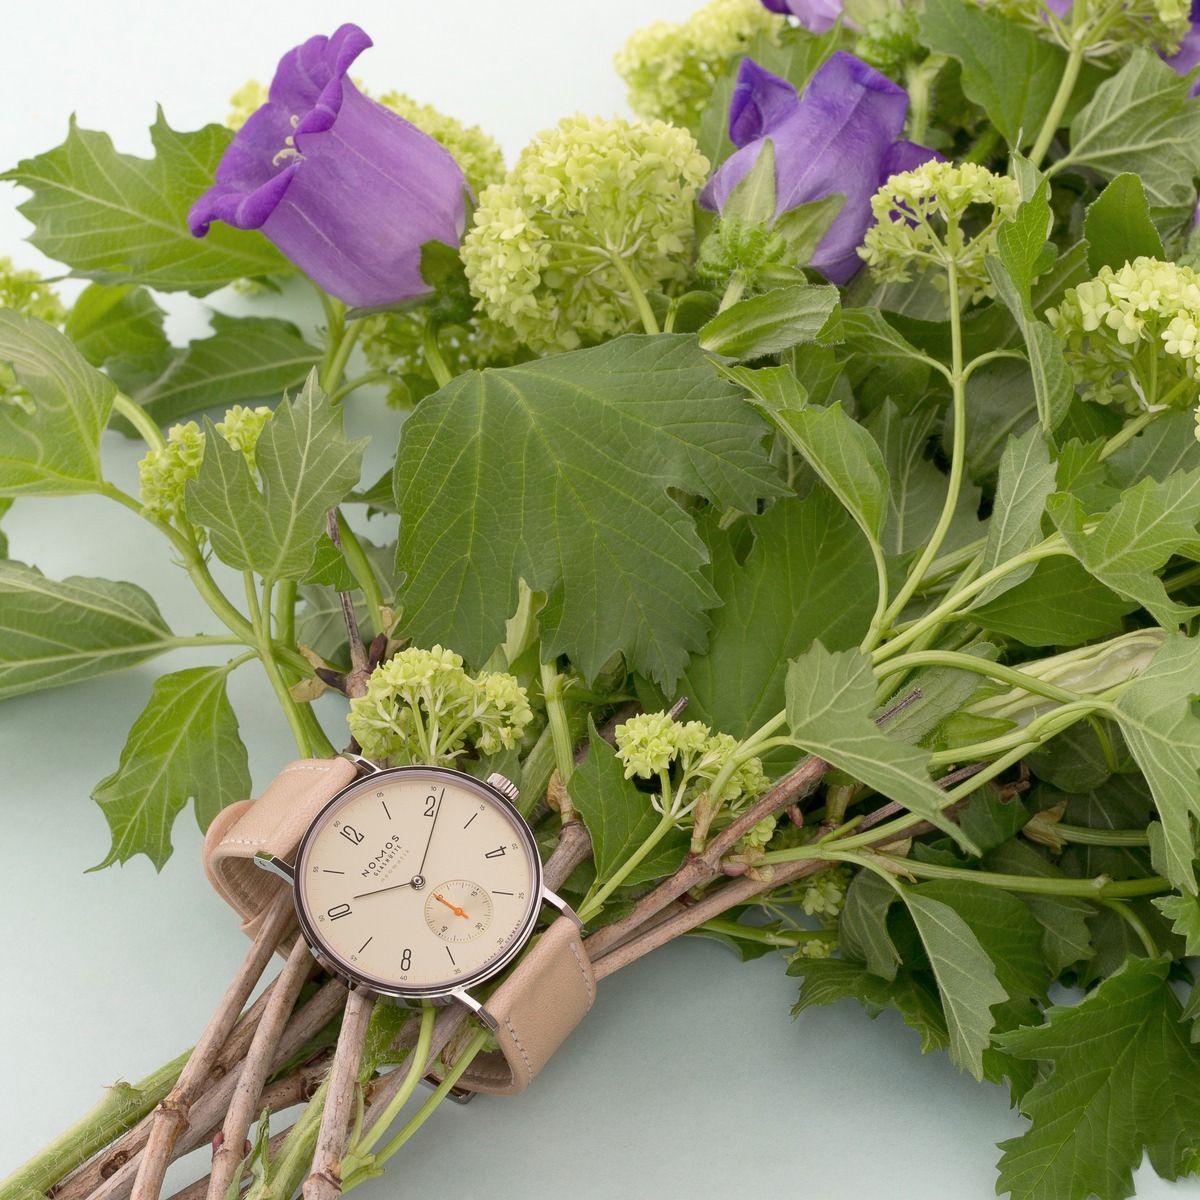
[462, 115, 709, 353]
[971, 0, 1189, 58]
[854, 6, 926, 79]
[347, 645, 533, 766]
[225, 81, 268, 130]
[138, 405, 272, 525]
[1047, 257, 1200, 414]
[859, 161, 1021, 306]
[614, 0, 784, 129]
[615, 710, 769, 825]
[0, 258, 67, 412]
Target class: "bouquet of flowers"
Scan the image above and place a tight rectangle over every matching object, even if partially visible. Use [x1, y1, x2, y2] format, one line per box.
[4, 0, 1200, 1197]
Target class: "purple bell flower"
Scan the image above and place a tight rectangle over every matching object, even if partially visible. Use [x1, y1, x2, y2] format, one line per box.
[189, 24, 469, 310]
[699, 53, 940, 285]
[760, 0, 848, 33]
[1164, 0, 1200, 95]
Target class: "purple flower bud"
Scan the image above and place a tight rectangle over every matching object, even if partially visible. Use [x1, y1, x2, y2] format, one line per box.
[760, 0, 847, 33]
[699, 53, 941, 284]
[189, 24, 469, 310]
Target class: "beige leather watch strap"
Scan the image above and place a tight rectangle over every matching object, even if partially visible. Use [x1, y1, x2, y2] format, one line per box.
[456, 915, 596, 1096]
[203, 757, 359, 936]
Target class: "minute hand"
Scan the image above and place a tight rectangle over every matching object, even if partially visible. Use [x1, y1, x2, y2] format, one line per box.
[353, 880, 415, 901]
[416, 786, 446, 878]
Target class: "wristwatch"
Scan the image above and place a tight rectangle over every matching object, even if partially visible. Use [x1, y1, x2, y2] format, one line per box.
[202, 756, 595, 1096]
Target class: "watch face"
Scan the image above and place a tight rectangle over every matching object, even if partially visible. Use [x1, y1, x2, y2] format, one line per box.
[293, 766, 542, 998]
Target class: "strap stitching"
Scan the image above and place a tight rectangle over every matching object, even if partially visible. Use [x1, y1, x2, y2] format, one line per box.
[568, 938, 596, 1007]
[503, 1017, 535, 1081]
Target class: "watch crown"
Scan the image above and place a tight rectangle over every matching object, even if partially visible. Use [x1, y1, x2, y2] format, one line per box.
[486, 772, 520, 805]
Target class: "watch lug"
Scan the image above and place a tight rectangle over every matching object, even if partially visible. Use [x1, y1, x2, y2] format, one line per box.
[450, 986, 499, 1032]
[541, 887, 583, 930]
[252, 852, 295, 883]
[341, 751, 383, 776]
[485, 772, 520, 806]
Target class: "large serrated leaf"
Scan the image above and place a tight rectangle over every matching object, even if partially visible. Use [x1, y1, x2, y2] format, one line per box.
[186, 373, 366, 584]
[91, 666, 250, 870]
[0, 309, 117, 496]
[2, 113, 289, 293]
[393, 334, 785, 687]
[0, 561, 174, 699]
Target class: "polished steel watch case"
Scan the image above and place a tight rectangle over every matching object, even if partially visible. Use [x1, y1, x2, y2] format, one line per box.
[255, 758, 577, 1022]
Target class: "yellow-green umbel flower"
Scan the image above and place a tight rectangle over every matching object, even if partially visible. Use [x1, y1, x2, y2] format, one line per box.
[213, 404, 273, 472]
[1047, 257, 1200, 414]
[347, 645, 533, 766]
[859, 160, 1021, 307]
[0, 257, 66, 325]
[615, 0, 784, 129]
[225, 81, 269, 131]
[462, 115, 709, 354]
[972, 0, 1189, 59]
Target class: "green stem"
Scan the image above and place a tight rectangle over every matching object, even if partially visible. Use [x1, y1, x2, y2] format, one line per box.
[249, 1078, 329, 1200]
[365, 1029, 491, 1172]
[579, 809, 677, 922]
[337, 512, 387, 638]
[0, 1050, 191, 1198]
[904, 54, 944, 148]
[348, 1006, 435, 1163]
[332, 371, 393, 403]
[422, 320, 454, 389]
[607, 250, 660, 335]
[697, 917, 824, 948]
[1099, 898, 1160, 957]
[540, 661, 576, 786]
[247, 574, 311, 757]
[321, 317, 366, 395]
[719, 273, 747, 312]
[1055, 823, 1152, 847]
[275, 578, 297, 649]
[707, 709, 790, 801]
[1097, 409, 1158, 461]
[110, 393, 165, 451]
[1030, 38, 1086, 168]
[877, 649, 1084, 707]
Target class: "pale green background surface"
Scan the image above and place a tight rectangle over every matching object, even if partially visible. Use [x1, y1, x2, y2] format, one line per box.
[0, 3, 1195, 1196]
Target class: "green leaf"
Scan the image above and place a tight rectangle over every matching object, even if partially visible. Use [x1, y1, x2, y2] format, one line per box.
[789, 958, 948, 1053]
[773, 195, 846, 264]
[964, 359, 1038, 484]
[0, 309, 117, 496]
[187, 372, 366, 584]
[880, 644, 998, 750]
[1109, 632, 1200, 894]
[721, 138, 776, 225]
[976, 425, 1056, 602]
[0, 561, 174, 699]
[1105, 409, 1200, 487]
[785, 644, 979, 850]
[394, 334, 785, 687]
[698, 283, 840, 361]
[760, 401, 889, 543]
[838, 867, 902, 979]
[987, 184, 1074, 432]
[838, 307, 932, 411]
[91, 666, 250, 870]
[2, 113, 290, 293]
[918, 0, 1070, 149]
[984, 839, 1095, 976]
[1047, 470, 1200, 629]
[567, 724, 688, 887]
[1084, 173, 1165, 274]
[132, 314, 321, 428]
[996, 955, 1200, 1200]
[675, 493, 878, 744]
[972, 555, 1135, 647]
[1062, 48, 1200, 207]
[1152, 893, 1200, 955]
[900, 888, 1007, 1079]
[63, 283, 169, 369]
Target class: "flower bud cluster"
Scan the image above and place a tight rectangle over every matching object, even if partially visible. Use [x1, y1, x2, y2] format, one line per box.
[1048, 257, 1200, 414]
[697, 217, 790, 290]
[971, 0, 1189, 59]
[0, 258, 67, 413]
[225, 81, 268, 131]
[615, 710, 769, 826]
[138, 406, 272, 525]
[348, 645, 533, 766]
[462, 115, 709, 354]
[859, 161, 1021, 306]
[614, 0, 784, 129]
[854, 6, 925, 78]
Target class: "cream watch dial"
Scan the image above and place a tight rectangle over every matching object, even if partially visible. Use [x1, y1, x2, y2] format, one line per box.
[294, 768, 540, 996]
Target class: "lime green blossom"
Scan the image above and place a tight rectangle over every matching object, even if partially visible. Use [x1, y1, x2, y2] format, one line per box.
[375, 91, 505, 194]
[615, 711, 768, 827]
[138, 405, 274, 525]
[854, 6, 926, 79]
[800, 866, 849, 918]
[971, 0, 1188, 59]
[792, 936, 836, 960]
[225, 81, 268, 130]
[615, 0, 783, 129]
[0, 257, 66, 325]
[348, 645, 533, 766]
[859, 161, 1021, 307]
[1048, 257, 1200, 414]
[462, 115, 710, 354]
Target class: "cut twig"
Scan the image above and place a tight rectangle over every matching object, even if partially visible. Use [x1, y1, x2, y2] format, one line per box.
[206, 937, 316, 1200]
[130, 893, 296, 1200]
[301, 990, 375, 1200]
[325, 511, 370, 696]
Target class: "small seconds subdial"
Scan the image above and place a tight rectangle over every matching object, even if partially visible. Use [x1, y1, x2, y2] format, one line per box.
[424, 879, 494, 943]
